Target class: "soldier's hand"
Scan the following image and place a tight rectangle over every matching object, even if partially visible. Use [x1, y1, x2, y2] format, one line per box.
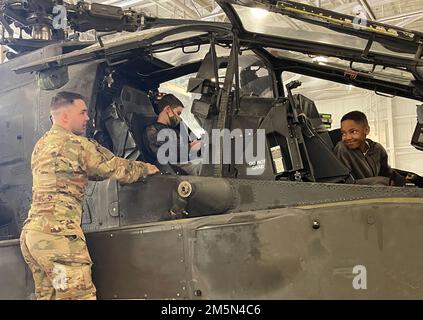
[146, 163, 160, 175]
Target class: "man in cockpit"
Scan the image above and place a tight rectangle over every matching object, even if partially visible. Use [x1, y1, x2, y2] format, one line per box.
[143, 94, 202, 175]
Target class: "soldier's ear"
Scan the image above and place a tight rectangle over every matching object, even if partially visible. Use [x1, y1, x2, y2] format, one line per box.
[164, 106, 172, 114]
[62, 110, 69, 123]
[365, 126, 370, 135]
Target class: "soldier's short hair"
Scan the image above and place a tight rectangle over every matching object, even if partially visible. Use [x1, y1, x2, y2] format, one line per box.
[341, 111, 369, 127]
[156, 94, 184, 114]
[50, 91, 86, 111]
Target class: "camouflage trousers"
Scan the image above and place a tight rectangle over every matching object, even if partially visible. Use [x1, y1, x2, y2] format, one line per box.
[20, 229, 97, 300]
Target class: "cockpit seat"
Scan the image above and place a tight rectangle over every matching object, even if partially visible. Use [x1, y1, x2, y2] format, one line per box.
[294, 94, 334, 149]
[293, 94, 352, 183]
[119, 86, 176, 174]
[329, 128, 342, 148]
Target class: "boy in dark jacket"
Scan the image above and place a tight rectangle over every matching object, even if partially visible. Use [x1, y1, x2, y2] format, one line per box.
[334, 111, 404, 186]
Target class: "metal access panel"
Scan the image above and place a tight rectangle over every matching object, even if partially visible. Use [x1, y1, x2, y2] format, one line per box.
[0, 114, 24, 165]
[0, 240, 33, 299]
[191, 202, 423, 299]
[86, 223, 188, 299]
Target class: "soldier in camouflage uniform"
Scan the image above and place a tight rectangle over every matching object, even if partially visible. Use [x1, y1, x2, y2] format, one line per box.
[20, 91, 159, 300]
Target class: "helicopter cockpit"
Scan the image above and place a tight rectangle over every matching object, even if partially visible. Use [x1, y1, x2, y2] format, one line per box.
[91, 46, 355, 185]
[5, 0, 421, 193]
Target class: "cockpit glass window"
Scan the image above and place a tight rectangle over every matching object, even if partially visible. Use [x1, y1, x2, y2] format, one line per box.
[282, 71, 368, 101]
[270, 48, 415, 87]
[232, 4, 416, 60]
[238, 52, 274, 98]
[153, 43, 230, 67]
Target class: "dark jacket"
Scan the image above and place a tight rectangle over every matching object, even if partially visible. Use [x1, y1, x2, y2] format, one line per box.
[142, 122, 202, 175]
[142, 122, 190, 162]
[334, 138, 391, 180]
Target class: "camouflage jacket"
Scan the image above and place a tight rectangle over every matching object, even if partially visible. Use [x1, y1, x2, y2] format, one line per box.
[23, 124, 150, 239]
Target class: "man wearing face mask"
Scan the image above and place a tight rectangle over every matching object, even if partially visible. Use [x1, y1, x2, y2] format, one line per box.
[143, 94, 201, 175]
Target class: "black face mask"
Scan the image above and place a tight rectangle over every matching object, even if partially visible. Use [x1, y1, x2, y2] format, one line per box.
[168, 109, 181, 128]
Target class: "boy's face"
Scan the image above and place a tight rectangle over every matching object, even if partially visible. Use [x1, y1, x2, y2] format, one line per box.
[340, 119, 370, 150]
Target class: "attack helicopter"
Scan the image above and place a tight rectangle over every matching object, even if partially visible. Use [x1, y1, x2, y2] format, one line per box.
[1, 0, 423, 299]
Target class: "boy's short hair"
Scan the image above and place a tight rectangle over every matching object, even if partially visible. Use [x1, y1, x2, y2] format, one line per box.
[156, 94, 184, 114]
[50, 91, 86, 112]
[341, 111, 369, 127]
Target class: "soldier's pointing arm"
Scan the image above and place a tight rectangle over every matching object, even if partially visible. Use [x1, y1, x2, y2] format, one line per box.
[81, 138, 159, 183]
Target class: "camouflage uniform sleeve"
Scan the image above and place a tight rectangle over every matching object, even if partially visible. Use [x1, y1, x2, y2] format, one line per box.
[81, 138, 149, 183]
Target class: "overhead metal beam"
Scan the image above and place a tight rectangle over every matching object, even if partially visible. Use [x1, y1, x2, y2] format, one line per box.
[111, 0, 147, 7]
[133, 0, 171, 9]
[358, 0, 376, 20]
[190, 0, 202, 17]
[123, 0, 176, 16]
[137, 0, 200, 19]
[101, 0, 125, 5]
[396, 14, 423, 28]
[210, 3, 223, 14]
[199, 4, 225, 20]
[190, 0, 214, 16]
[378, 10, 423, 24]
[131, 0, 199, 18]
[170, 0, 200, 18]
[147, 0, 176, 16]
[200, 11, 227, 21]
